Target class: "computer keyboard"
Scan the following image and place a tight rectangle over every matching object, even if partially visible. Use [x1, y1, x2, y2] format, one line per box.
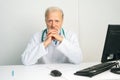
[74, 62, 118, 77]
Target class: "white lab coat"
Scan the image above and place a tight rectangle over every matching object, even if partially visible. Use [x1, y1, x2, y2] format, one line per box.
[21, 29, 82, 65]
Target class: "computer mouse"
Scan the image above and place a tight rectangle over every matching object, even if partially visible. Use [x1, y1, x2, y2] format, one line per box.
[50, 70, 62, 77]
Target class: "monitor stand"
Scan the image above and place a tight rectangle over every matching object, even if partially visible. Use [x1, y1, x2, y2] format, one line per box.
[110, 63, 120, 74]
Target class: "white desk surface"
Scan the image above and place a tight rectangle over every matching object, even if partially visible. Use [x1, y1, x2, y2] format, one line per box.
[0, 62, 120, 80]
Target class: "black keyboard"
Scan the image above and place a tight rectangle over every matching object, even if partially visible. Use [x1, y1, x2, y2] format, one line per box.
[74, 62, 118, 77]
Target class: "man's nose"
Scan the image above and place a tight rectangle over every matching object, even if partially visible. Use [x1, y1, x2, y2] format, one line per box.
[51, 21, 56, 27]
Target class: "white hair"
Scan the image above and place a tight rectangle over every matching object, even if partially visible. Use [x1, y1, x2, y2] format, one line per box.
[45, 6, 64, 19]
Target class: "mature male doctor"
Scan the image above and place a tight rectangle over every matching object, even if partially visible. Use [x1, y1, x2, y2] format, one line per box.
[21, 6, 82, 65]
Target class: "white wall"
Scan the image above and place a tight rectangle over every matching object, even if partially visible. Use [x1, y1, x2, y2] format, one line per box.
[0, 0, 120, 65]
[0, 0, 79, 65]
[79, 0, 120, 62]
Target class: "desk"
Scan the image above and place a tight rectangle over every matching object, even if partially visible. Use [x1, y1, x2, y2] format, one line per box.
[0, 62, 120, 80]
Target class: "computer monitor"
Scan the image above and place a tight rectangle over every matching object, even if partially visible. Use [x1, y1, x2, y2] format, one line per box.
[101, 24, 120, 63]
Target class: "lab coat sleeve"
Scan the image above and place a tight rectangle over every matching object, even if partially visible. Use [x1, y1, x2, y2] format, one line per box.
[56, 34, 83, 64]
[21, 33, 48, 65]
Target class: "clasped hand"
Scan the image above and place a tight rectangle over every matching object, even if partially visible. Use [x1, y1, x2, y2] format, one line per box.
[44, 29, 63, 47]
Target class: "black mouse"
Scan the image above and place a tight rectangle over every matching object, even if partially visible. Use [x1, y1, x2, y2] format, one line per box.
[50, 70, 62, 77]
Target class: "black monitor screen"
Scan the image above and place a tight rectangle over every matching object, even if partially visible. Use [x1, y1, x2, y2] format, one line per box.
[101, 25, 120, 63]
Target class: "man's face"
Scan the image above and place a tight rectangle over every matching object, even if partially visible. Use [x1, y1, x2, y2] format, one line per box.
[45, 11, 63, 31]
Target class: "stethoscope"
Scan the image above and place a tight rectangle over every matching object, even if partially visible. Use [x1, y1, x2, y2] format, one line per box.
[41, 28, 65, 42]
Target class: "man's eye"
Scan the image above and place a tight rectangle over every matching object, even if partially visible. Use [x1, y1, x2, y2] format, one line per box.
[55, 20, 59, 22]
[48, 20, 52, 23]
